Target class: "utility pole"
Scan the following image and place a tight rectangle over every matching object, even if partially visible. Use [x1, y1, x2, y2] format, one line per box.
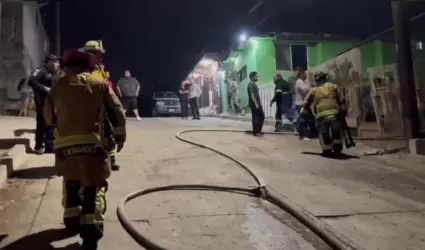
[391, 0, 420, 142]
[55, 0, 60, 55]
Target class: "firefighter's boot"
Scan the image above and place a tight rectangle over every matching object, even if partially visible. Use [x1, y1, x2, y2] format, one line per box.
[110, 155, 120, 171]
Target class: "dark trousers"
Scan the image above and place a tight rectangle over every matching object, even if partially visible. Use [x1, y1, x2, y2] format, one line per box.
[44, 125, 55, 153]
[250, 105, 265, 134]
[275, 93, 297, 128]
[189, 97, 200, 119]
[35, 103, 47, 150]
[180, 99, 189, 118]
[295, 105, 319, 138]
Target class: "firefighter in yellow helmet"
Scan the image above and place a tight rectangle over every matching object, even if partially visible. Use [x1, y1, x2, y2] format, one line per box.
[44, 49, 126, 249]
[80, 40, 121, 171]
[300, 72, 345, 156]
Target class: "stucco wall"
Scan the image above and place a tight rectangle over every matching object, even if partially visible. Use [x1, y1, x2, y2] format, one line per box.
[23, 5, 48, 75]
[0, 3, 48, 112]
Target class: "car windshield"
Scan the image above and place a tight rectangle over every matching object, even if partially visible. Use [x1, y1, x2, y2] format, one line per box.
[154, 92, 177, 98]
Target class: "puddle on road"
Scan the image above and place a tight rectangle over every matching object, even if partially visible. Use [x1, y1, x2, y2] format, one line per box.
[242, 202, 331, 250]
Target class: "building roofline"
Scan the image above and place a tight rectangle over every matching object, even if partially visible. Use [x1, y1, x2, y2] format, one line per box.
[252, 32, 360, 43]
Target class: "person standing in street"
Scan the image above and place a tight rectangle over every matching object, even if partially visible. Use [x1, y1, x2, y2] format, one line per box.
[270, 73, 295, 132]
[80, 40, 121, 171]
[17, 77, 32, 117]
[228, 79, 241, 114]
[104, 71, 114, 89]
[294, 68, 316, 140]
[188, 81, 201, 120]
[247, 71, 265, 136]
[116, 70, 142, 120]
[27, 54, 60, 154]
[179, 81, 190, 119]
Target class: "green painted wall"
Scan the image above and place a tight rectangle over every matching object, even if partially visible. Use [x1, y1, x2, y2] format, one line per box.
[237, 40, 257, 108]
[218, 70, 228, 113]
[308, 41, 354, 68]
[307, 44, 319, 67]
[254, 38, 276, 84]
[230, 38, 278, 108]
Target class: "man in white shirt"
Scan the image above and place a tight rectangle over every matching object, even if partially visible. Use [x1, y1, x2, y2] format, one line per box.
[189, 81, 202, 120]
[294, 68, 318, 139]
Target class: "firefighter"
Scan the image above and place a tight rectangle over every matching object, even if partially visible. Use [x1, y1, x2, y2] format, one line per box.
[300, 72, 345, 156]
[79, 40, 121, 171]
[43, 49, 126, 249]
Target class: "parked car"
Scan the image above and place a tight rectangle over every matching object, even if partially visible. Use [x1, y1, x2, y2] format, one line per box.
[151, 91, 181, 117]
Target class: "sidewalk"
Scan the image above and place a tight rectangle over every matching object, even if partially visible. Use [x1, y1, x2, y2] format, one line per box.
[206, 113, 296, 130]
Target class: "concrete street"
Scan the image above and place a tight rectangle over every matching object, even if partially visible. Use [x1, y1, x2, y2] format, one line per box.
[1, 117, 425, 250]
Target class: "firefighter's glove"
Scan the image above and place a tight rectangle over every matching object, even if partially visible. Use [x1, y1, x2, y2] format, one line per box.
[116, 142, 124, 153]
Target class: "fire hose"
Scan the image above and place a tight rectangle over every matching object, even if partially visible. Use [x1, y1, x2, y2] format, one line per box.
[117, 128, 377, 250]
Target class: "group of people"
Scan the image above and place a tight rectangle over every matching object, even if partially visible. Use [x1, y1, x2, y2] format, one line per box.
[271, 68, 319, 140]
[24, 40, 131, 249]
[179, 80, 202, 120]
[247, 68, 349, 156]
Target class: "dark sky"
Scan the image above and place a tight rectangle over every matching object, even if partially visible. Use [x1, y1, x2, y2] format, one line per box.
[41, 0, 425, 93]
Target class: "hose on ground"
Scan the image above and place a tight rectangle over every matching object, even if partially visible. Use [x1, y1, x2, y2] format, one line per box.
[117, 128, 360, 250]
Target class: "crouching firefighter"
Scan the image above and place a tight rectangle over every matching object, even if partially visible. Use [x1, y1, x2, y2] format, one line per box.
[79, 40, 120, 171]
[300, 72, 345, 156]
[43, 49, 126, 249]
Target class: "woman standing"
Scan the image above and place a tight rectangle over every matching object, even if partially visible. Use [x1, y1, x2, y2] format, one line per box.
[179, 81, 190, 119]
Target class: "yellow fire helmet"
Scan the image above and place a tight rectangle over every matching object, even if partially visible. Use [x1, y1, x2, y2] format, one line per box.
[80, 40, 105, 54]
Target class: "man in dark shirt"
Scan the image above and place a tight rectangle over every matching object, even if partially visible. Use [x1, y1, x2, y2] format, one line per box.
[28, 54, 60, 154]
[116, 70, 141, 120]
[247, 71, 265, 136]
[179, 81, 190, 119]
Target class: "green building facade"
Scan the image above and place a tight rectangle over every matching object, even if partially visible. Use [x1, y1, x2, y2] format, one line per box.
[223, 34, 425, 111]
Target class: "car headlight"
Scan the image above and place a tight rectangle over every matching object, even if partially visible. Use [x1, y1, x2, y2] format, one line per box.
[156, 101, 164, 106]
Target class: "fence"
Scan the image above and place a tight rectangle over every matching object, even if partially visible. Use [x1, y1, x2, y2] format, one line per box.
[258, 83, 276, 118]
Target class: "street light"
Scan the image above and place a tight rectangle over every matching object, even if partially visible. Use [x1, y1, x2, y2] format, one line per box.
[239, 33, 247, 42]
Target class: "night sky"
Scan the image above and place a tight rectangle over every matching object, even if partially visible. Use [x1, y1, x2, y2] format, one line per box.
[41, 0, 425, 94]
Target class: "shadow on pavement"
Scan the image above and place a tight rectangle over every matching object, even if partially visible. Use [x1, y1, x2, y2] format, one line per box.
[301, 151, 360, 160]
[1, 228, 80, 250]
[13, 129, 35, 137]
[0, 234, 7, 243]
[11, 166, 57, 179]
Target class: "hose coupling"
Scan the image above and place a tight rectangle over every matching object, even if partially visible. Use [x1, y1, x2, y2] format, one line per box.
[249, 185, 267, 199]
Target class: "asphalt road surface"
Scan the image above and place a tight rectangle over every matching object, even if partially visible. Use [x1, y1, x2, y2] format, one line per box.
[1, 117, 425, 250]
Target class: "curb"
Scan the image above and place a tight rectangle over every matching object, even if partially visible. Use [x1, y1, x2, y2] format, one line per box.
[0, 137, 31, 189]
[205, 114, 295, 131]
